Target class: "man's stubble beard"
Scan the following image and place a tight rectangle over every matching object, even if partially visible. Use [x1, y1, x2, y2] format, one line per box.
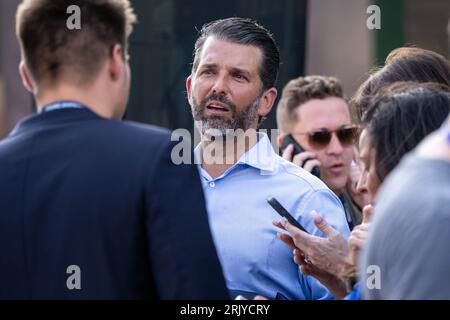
[191, 92, 261, 137]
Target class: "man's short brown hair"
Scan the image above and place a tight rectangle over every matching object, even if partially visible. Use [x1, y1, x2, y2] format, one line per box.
[16, 0, 136, 86]
[276, 75, 344, 134]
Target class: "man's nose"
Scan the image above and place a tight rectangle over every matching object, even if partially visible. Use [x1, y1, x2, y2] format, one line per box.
[326, 133, 344, 155]
[211, 74, 230, 95]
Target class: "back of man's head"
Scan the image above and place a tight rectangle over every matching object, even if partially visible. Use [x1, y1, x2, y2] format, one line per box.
[16, 0, 136, 88]
[276, 75, 344, 134]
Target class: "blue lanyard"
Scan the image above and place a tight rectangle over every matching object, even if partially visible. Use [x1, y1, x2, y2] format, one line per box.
[41, 101, 87, 113]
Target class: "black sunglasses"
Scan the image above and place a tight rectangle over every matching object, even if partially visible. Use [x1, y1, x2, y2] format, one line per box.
[297, 125, 359, 149]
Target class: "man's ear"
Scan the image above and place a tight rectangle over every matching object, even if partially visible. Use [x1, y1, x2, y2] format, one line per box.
[109, 44, 124, 81]
[19, 61, 34, 93]
[186, 75, 193, 104]
[258, 87, 278, 117]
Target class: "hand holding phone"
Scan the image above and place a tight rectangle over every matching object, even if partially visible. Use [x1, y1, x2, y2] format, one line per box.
[280, 134, 321, 178]
[267, 196, 309, 233]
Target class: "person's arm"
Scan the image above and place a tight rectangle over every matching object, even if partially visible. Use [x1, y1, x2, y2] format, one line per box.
[144, 139, 229, 299]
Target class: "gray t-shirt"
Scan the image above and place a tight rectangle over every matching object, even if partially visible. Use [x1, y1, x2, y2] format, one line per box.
[361, 154, 450, 299]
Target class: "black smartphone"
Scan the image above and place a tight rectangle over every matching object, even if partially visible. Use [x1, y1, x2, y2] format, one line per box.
[267, 196, 309, 233]
[280, 134, 321, 178]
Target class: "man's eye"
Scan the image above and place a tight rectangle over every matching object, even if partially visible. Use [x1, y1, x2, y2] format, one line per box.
[201, 70, 213, 75]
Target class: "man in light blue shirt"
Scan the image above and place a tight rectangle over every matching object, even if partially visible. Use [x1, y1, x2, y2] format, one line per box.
[186, 17, 350, 300]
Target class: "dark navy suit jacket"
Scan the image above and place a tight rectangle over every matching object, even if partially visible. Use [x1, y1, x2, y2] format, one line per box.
[0, 107, 228, 299]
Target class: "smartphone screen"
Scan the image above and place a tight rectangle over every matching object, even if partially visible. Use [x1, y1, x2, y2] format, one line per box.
[267, 196, 309, 234]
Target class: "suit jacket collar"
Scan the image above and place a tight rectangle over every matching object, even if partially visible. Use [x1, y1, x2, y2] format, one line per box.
[9, 107, 104, 137]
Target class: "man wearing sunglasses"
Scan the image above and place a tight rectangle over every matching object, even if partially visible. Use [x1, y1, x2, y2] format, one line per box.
[277, 75, 366, 230]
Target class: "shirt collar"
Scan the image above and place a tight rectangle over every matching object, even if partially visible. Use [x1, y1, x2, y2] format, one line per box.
[194, 132, 279, 176]
[9, 107, 101, 137]
[236, 132, 278, 174]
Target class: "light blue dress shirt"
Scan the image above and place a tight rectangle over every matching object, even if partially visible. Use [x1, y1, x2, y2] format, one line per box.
[195, 133, 350, 300]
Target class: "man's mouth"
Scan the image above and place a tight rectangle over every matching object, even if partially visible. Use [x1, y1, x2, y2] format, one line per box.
[206, 101, 231, 114]
[329, 163, 345, 173]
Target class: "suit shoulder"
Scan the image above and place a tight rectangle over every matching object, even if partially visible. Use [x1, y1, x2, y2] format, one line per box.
[94, 119, 174, 148]
[113, 120, 171, 139]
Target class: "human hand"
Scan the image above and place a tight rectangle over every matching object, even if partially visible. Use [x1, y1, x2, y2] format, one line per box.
[274, 211, 351, 278]
[292, 248, 348, 299]
[281, 144, 321, 174]
[348, 204, 373, 269]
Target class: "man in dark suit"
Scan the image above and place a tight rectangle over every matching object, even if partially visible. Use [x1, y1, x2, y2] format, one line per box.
[0, 0, 228, 299]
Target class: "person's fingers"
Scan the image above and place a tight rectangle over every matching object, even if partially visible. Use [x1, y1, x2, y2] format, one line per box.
[299, 264, 315, 276]
[349, 229, 361, 239]
[254, 295, 268, 300]
[293, 248, 306, 259]
[293, 248, 305, 256]
[281, 220, 311, 250]
[272, 220, 286, 230]
[277, 233, 296, 249]
[349, 237, 366, 253]
[294, 254, 304, 266]
[311, 210, 339, 238]
[349, 237, 365, 266]
[361, 222, 371, 232]
[281, 144, 294, 161]
[362, 204, 374, 224]
[303, 159, 321, 174]
[292, 151, 317, 167]
[351, 228, 368, 239]
[349, 228, 369, 248]
[293, 249, 308, 266]
[352, 223, 369, 233]
[294, 247, 312, 266]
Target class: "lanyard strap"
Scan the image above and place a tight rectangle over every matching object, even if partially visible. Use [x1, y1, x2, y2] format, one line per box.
[41, 101, 87, 113]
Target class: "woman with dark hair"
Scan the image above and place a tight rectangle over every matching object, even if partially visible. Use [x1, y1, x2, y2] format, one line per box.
[351, 47, 450, 121]
[357, 81, 450, 198]
[274, 81, 450, 299]
[361, 113, 450, 299]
